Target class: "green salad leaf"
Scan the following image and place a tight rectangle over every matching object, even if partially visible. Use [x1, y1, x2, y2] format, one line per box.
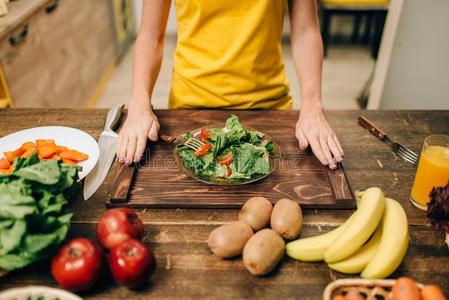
[177, 115, 273, 180]
[0, 153, 80, 271]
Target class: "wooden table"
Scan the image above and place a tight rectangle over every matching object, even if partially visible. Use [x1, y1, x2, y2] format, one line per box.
[0, 109, 448, 299]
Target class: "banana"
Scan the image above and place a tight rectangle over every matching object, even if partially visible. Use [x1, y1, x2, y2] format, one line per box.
[361, 198, 409, 279]
[286, 213, 357, 262]
[327, 223, 383, 274]
[324, 187, 385, 263]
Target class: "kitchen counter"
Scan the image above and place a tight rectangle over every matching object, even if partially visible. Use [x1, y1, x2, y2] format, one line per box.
[0, 109, 448, 299]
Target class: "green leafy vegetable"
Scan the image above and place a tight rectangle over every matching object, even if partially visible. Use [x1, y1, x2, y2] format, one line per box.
[177, 115, 273, 180]
[0, 153, 80, 271]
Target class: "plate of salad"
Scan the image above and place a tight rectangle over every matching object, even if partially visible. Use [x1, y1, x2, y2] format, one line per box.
[174, 115, 280, 185]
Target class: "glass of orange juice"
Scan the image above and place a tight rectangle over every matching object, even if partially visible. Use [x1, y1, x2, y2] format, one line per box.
[410, 134, 449, 210]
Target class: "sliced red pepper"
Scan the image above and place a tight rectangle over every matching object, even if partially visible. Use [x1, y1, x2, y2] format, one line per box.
[219, 153, 233, 165]
[200, 128, 213, 142]
[225, 166, 232, 177]
[194, 143, 212, 157]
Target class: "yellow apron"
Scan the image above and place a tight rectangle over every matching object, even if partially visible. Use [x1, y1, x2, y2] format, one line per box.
[169, 0, 292, 109]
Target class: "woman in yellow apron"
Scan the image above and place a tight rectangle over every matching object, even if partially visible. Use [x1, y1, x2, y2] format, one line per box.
[117, 0, 344, 169]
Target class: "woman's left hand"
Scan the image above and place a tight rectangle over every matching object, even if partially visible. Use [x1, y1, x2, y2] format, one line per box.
[295, 106, 344, 169]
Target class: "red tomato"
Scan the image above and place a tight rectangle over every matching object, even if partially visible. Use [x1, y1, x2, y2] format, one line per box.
[193, 143, 212, 157]
[225, 166, 232, 177]
[219, 153, 233, 165]
[200, 128, 213, 142]
[108, 239, 156, 288]
[96, 208, 144, 250]
[51, 238, 104, 292]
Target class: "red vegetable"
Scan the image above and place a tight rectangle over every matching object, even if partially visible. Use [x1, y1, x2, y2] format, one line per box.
[193, 143, 212, 157]
[219, 153, 233, 165]
[96, 208, 144, 250]
[51, 238, 104, 292]
[200, 128, 213, 142]
[108, 239, 156, 288]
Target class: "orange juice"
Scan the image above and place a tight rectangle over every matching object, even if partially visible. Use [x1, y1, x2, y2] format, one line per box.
[411, 145, 449, 209]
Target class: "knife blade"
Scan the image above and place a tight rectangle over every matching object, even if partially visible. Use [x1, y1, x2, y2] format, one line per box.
[83, 104, 123, 200]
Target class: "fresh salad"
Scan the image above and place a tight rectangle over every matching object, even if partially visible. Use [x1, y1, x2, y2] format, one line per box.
[177, 115, 274, 180]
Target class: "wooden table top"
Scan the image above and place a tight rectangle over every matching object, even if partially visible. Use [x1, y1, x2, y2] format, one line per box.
[0, 109, 448, 299]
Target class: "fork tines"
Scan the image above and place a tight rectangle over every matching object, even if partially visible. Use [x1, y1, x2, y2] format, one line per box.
[184, 138, 204, 151]
[396, 144, 419, 165]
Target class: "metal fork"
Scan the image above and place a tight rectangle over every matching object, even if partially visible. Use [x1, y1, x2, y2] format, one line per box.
[159, 134, 204, 151]
[358, 116, 419, 165]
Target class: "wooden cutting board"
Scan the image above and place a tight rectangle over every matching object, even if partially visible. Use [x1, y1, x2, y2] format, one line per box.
[107, 110, 354, 209]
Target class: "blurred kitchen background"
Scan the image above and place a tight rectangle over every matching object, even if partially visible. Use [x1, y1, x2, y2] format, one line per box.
[0, 0, 448, 110]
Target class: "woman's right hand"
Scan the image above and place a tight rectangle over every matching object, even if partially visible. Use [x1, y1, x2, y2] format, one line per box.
[116, 103, 160, 165]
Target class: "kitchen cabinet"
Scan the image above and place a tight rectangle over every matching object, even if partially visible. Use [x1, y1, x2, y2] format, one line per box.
[0, 0, 117, 108]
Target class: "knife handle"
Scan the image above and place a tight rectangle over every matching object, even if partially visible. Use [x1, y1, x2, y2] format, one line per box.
[110, 163, 136, 203]
[358, 116, 386, 140]
[105, 104, 124, 132]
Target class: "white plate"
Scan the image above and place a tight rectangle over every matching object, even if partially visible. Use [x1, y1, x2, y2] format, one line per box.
[0, 126, 99, 180]
[0, 285, 83, 300]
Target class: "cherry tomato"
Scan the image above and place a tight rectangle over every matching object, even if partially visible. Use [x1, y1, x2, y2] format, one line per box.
[51, 238, 104, 292]
[96, 208, 144, 250]
[108, 239, 156, 289]
[193, 143, 212, 157]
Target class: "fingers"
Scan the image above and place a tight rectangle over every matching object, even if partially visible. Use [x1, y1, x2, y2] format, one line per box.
[319, 134, 336, 169]
[296, 127, 309, 150]
[309, 138, 328, 167]
[333, 133, 344, 157]
[116, 134, 128, 163]
[328, 134, 343, 163]
[125, 133, 137, 165]
[148, 120, 159, 142]
[134, 134, 147, 163]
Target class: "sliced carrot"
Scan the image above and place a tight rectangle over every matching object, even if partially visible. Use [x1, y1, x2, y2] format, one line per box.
[60, 150, 89, 161]
[0, 157, 11, 169]
[4, 147, 25, 163]
[21, 141, 36, 151]
[50, 154, 61, 160]
[62, 158, 77, 165]
[55, 146, 69, 154]
[21, 148, 37, 159]
[38, 144, 57, 159]
[0, 165, 13, 175]
[36, 139, 56, 148]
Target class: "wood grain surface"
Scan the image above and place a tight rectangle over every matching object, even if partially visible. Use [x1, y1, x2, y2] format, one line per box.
[109, 111, 354, 208]
[0, 108, 448, 300]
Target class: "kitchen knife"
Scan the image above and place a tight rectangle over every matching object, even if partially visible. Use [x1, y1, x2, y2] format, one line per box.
[83, 104, 124, 200]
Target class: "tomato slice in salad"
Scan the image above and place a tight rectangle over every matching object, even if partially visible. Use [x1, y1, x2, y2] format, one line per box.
[200, 128, 213, 142]
[219, 153, 233, 165]
[194, 143, 212, 157]
[225, 165, 232, 177]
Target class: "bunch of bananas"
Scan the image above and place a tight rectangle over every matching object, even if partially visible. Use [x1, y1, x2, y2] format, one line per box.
[286, 187, 409, 279]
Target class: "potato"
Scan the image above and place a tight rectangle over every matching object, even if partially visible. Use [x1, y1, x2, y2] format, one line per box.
[391, 277, 421, 300]
[242, 229, 285, 276]
[271, 198, 303, 240]
[207, 221, 253, 258]
[345, 289, 364, 300]
[238, 196, 273, 231]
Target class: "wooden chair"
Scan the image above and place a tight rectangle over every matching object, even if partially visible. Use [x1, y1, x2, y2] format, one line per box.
[320, 0, 390, 58]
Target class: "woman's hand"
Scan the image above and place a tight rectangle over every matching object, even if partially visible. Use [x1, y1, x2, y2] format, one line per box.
[295, 106, 344, 169]
[116, 103, 160, 165]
